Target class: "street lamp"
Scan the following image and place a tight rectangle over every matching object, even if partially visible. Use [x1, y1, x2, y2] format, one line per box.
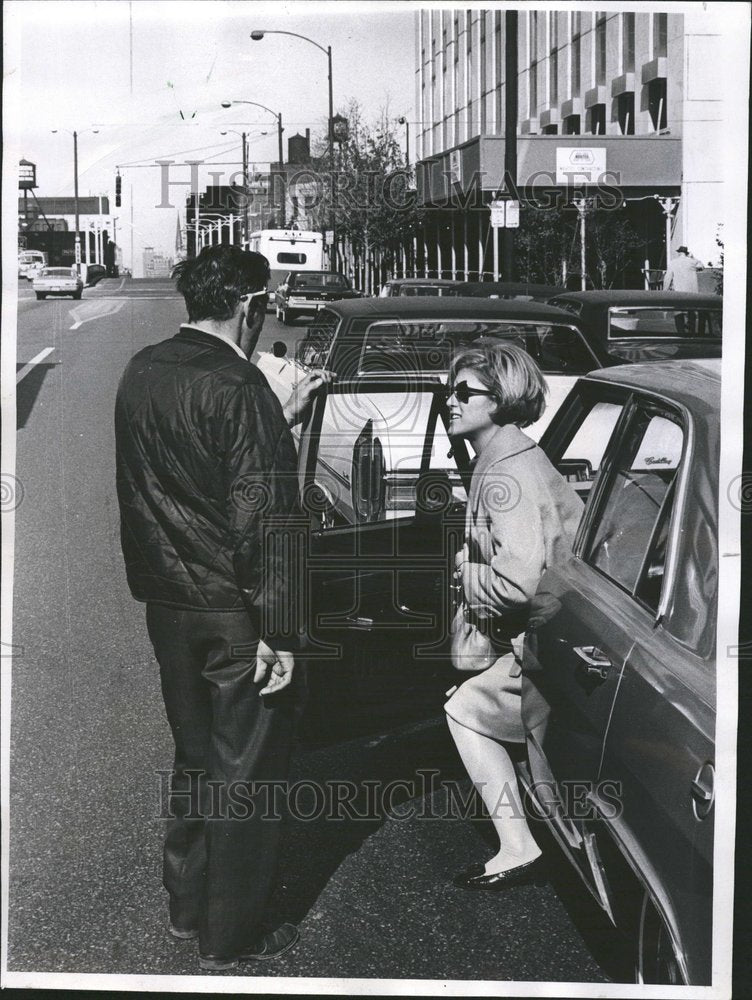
[221, 99, 285, 232]
[251, 29, 336, 270]
[398, 117, 410, 168]
[51, 127, 100, 274]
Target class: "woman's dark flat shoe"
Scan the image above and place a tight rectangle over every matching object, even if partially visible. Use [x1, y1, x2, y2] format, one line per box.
[452, 855, 548, 891]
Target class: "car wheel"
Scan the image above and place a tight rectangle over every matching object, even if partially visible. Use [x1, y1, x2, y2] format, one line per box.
[73, 291, 82, 300]
[636, 891, 683, 985]
[35, 293, 46, 300]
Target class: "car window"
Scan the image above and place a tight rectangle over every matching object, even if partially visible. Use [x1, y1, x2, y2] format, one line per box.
[560, 401, 625, 497]
[356, 320, 598, 376]
[277, 252, 307, 264]
[311, 387, 466, 527]
[549, 298, 584, 316]
[584, 407, 684, 604]
[608, 307, 722, 339]
[41, 268, 75, 277]
[296, 310, 339, 367]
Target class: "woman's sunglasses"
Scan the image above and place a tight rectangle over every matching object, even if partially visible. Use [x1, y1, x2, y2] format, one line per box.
[445, 380, 497, 404]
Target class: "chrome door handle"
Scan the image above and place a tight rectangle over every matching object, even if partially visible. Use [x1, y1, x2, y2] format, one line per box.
[573, 645, 612, 679]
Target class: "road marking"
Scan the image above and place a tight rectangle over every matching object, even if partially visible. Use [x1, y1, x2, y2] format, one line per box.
[69, 300, 125, 330]
[16, 348, 54, 384]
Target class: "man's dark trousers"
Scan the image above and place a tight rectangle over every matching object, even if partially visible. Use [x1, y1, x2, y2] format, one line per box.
[147, 604, 298, 959]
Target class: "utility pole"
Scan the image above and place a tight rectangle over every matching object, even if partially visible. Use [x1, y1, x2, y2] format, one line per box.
[241, 131, 248, 246]
[73, 130, 81, 274]
[501, 10, 518, 282]
[658, 196, 678, 269]
[575, 198, 588, 291]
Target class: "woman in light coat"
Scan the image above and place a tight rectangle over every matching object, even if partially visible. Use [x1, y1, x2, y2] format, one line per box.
[445, 340, 582, 890]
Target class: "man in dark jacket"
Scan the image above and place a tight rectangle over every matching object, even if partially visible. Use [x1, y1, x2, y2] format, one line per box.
[115, 245, 319, 970]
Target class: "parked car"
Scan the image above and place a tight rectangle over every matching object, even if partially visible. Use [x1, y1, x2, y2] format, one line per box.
[291, 358, 720, 985]
[378, 278, 461, 297]
[274, 270, 361, 324]
[521, 358, 720, 985]
[450, 280, 563, 301]
[258, 297, 604, 504]
[32, 266, 83, 300]
[547, 290, 722, 363]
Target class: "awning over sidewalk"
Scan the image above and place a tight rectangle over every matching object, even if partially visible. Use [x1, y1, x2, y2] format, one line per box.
[417, 134, 682, 205]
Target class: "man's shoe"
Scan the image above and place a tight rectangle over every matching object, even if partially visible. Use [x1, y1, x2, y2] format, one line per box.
[452, 855, 548, 891]
[198, 923, 299, 971]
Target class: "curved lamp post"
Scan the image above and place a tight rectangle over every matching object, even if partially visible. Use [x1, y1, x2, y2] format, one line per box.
[51, 127, 100, 274]
[250, 29, 336, 269]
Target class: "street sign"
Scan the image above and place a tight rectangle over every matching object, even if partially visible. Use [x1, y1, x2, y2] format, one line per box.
[448, 149, 462, 187]
[490, 199, 506, 229]
[325, 230, 334, 246]
[489, 199, 520, 229]
[555, 147, 607, 184]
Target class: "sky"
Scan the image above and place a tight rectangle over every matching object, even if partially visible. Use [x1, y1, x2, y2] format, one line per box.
[6, 0, 416, 270]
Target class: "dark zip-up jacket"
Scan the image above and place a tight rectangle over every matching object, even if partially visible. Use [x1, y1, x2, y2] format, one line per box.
[115, 326, 301, 644]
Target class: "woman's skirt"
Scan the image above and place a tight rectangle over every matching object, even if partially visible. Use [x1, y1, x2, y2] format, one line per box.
[444, 634, 525, 743]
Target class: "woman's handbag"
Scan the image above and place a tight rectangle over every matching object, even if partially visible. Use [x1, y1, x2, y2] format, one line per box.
[450, 602, 530, 672]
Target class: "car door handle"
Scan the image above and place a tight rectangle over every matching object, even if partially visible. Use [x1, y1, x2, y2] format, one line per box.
[573, 645, 612, 679]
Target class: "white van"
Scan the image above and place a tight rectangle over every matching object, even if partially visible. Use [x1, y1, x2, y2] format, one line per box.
[248, 229, 324, 295]
[18, 250, 48, 280]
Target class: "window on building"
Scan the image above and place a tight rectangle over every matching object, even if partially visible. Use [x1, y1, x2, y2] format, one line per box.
[480, 14, 487, 131]
[654, 13, 668, 57]
[564, 113, 581, 135]
[623, 12, 635, 72]
[495, 11, 503, 132]
[617, 91, 635, 134]
[542, 123, 559, 135]
[529, 61, 538, 117]
[648, 78, 668, 131]
[549, 12, 559, 105]
[595, 13, 607, 86]
[588, 104, 606, 135]
[571, 12, 582, 96]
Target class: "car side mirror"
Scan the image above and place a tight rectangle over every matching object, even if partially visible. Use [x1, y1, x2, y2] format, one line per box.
[272, 341, 288, 359]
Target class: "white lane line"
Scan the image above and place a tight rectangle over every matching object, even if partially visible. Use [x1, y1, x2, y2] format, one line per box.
[69, 300, 125, 330]
[16, 348, 55, 384]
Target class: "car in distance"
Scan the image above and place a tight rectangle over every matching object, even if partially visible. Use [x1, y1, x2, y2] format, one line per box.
[378, 278, 461, 297]
[520, 359, 721, 985]
[274, 270, 361, 324]
[451, 280, 563, 302]
[547, 290, 722, 363]
[32, 266, 84, 300]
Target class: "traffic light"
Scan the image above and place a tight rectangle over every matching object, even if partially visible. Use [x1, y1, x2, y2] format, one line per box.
[115, 172, 122, 207]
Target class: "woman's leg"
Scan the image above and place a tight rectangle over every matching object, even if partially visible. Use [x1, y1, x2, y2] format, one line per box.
[447, 715, 541, 874]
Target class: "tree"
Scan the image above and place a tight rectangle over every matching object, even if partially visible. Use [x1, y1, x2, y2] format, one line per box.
[311, 100, 424, 290]
[515, 203, 644, 288]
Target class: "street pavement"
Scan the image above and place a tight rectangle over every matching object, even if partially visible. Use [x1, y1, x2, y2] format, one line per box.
[8, 277, 622, 985]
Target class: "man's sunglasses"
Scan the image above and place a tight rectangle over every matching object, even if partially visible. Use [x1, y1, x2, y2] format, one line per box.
[445, 380, 498, 404]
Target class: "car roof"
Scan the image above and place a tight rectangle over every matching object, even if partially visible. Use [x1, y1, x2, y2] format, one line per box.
[549, 290, 721, 306]
[455, 281, 564, 296]
[585, 359, 721, 408]
[324, 296, 580, 322]
[386, 278, 461, 287]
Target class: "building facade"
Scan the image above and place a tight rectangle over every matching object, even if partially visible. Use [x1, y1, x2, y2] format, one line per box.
[414, 8, 723, 285]
[142, 247, 173, 278]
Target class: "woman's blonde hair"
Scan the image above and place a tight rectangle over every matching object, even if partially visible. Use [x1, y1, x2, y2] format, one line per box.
[450, 339, 548, 428]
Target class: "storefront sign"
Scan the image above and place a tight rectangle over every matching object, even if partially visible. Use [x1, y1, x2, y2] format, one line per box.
[555, 147, 607, 184]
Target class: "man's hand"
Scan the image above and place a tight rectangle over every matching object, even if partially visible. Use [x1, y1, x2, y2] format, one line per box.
[254, 639, 295, 696]
[283, 370, 335, 427]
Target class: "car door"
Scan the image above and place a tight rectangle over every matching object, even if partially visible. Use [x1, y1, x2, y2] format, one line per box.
[295, 378, 470, 730]
[521, 383, 688, 898]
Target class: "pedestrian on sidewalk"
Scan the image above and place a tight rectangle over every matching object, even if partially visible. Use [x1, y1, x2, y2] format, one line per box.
[662, 245, 704, 292]
[115, 244, 321, 971]
[444, 341, 581, 891]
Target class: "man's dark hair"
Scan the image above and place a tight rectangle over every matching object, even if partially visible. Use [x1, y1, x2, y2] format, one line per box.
[172, 245, 270, 322]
